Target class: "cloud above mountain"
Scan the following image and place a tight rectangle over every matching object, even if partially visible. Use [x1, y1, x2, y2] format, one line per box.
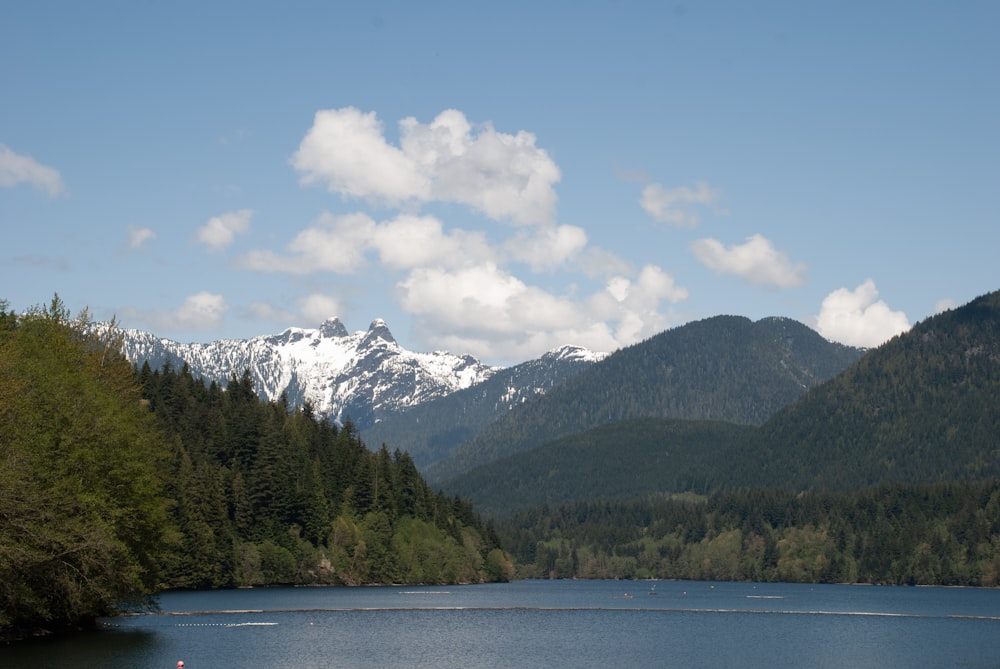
[238, 106, 909, 361]
[291, 107, 560, 226]
[814, 279, 910, 348]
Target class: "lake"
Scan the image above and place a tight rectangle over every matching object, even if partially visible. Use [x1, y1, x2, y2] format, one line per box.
[2, 579, 999, 668]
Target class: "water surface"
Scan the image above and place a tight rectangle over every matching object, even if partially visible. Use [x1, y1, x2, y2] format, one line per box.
[3, 580, 998, 669]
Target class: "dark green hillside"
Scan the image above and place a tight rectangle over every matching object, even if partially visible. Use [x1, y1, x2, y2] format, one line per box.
[443, 418, 753, 517]
[727, 289, 1000, 491]
[139, 363, 512, 589]
[427, 316, 862, 483]
[362, 348, 597, 469]
[497, 481, 1000, 585]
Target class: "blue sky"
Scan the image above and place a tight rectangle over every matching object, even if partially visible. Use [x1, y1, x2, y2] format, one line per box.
[2, 1, 997, 366]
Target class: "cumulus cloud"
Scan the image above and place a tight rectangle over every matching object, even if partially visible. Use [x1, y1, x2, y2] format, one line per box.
[396, 262, 688, 361]
[298, 293, 346, 325]
[814, 279, 910, 347]
[238, 212, 376, 274]
[126, 292, 229, 335]
[690, 234, 806, 287]
[127, 225, 156, 250]
[291, 107, 560, 225]
[640, 181, 721, 226]
[371, 214, 494, 270]
[0, 144, 64, 196]
[197, 209, 253, 250]
[505, 224, 588, 271]
[238, 211, 494, 275]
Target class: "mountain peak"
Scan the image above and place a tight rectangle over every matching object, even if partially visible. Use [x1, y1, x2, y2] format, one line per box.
[319, 317, 349, 339]
[363, 318, 396, 345]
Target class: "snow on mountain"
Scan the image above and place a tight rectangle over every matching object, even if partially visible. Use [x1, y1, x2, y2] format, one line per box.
[116, 317, 504, 428]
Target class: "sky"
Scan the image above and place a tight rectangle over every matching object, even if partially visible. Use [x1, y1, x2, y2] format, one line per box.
[2, 1, 997, 366]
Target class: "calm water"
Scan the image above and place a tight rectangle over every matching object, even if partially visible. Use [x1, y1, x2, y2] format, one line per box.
[3, 580, 999, 669]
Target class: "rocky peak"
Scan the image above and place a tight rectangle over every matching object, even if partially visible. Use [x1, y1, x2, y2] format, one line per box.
[362, 318, 396, 346]
[319, 317, 349, 339]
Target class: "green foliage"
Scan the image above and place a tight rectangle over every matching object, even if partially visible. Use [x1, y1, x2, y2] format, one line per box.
[722, 289, 1000, 491]
[443, 418, 754, 517]
[499, 482, 1000, 586]
[363, 351, 598, 469]
[0, 297, 172, 629]
[139, 360, 509, 589]
[427, 316, 862, 483]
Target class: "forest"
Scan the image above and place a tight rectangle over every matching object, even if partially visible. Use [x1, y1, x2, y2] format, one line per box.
[0, 298, 510, 636]
[499, 482, 1000, 586]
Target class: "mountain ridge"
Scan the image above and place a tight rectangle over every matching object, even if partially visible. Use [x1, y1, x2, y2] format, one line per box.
[426, 314, 864, 483]
[114, 317, 601, 432]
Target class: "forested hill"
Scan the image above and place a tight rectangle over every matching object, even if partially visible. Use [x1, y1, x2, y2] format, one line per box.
[725, 288, 1000, 490]
[426, 316, 862, 483]
[443, 419, 754, 516]
[139, 362, 512, 590]
[0, 298, 511, 638]
[445, 290, 1000, 517]
[361, 346, 601, 469]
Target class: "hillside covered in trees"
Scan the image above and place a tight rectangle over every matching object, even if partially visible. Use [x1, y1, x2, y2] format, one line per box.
[426, 316, 863, 483]
[0, 297, 509, 638]
[446, 291, 1000, 511]
[450, 290, 1000, 584]
[141, 362, 510, 590]
[499, 482, 1000, 586]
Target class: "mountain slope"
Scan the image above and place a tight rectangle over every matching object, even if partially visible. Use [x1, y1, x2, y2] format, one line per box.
[728, 289, 1000, 490]
[361, 345, 604, 468]
[443, 418, 754, 517]
[426, 315, 863, 482]
[117, 318, 498, 429]
[446, 289, 1000, 517]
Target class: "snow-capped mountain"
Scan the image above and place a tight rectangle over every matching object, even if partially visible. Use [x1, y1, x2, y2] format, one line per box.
[117, 318, 500, 428]
[362, 343, 607, 468]
[116, 317, 603, 432]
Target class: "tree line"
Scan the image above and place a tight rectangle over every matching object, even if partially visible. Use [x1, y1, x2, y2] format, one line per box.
[498, 482, 1000, 586]
[141, 361, 511, 590]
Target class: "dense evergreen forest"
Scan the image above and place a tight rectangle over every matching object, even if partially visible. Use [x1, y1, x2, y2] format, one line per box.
[140, 362, 511, 590]
[0, 298, 510, 637]
[499, 482, 1000, 586]
[427, 316, 862, 483]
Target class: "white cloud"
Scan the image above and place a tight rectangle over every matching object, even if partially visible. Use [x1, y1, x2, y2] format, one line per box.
[298, 293, 345, 325]
[291, 107, 428, 204]
[291, 107, 560, 225]
[0, 144, 64, 196]
[238, 211, 494, 275]
[238, 212, 376, 274]
[505, 224, 588, 271]
[127, 225, 156, 250]
[640, 181, 721, 226]
[814, 279, 910, 347]
[126, 292, 229, 335]
[690, 233, 806, 287]
[197, 209, 253, 250]
[371, 214, 495, 270]
[174, 292, 228, 329]
[934, 297, 957, 314]
[396, 262, 687, 362]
